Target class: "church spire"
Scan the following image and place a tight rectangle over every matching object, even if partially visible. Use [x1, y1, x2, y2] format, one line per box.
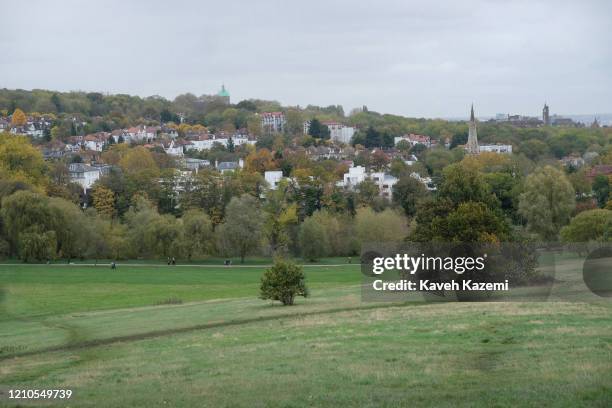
[466, 104, 479, 154]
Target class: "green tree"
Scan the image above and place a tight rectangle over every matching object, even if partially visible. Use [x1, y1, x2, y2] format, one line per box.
[560, 209, 612, 242]
[392, 175, 429, 217]
[592, 175, 609, 208]
[1, 191, 53, 257]
[518, 166, 575, 240]
[182, 209, 213, 260]
[285, 109, 304, 135]
[259, 259, 308, 306]
[438, 163, 495, 208]
[307, 118, 330, 139]
[217, 194, 264, 263]
[19, 231, 56, 262]
[439, 201, 509, 242]
[0, 133, 47, 188]
[355, 208, 407, 244]
[356, 179, 379, 207]
[299, 215, 328, 261]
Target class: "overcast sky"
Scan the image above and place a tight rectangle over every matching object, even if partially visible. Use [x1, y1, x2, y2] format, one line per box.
[1, 0, 610, 118]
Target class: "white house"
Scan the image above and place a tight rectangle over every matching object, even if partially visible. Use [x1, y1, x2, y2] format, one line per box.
[68, 163, 101, 193]
[261, 112, 285, 133]
[479, 144, 513, 154]
[394, 134, 432, 147]
[369, 172, 398, 199]
[183, 158, 211, 173]
[216, 158, 244, 174]
[338, 166, 398, 199]
[342, 166, 367, 187]
[165, 140, 184, 156]
[264, 170, 284, 190]
[323, 121, 355, 144]
[410, 172, 436, 191]
[304, 120, 355, 144]
[127, 126, 157, 142]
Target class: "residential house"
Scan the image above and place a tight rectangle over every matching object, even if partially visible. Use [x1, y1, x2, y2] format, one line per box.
[68, 163, 101, 193]
[216, 159, 244, 174]
[479, 144, 513, 154]
[587, 165, 612, 181]
[182, 158, 211, 173]
[394, 134, 432, 147]
[261, 112, 285, 133]
[264, 170, 284, 190]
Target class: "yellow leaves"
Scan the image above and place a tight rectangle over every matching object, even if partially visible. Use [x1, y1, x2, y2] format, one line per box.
[0, 133, 47, 188]
[178, 123, 192, 135]
[279, 204, 298, 226]
[118, 146, 159, 176]
[11, 108, 27, 127]
[245, 148, 274, 173]
[191, 124, 207, 133]
[101, 143, 130, 165]
[92, 186, 115, 219]
[461, 151, 512, 172]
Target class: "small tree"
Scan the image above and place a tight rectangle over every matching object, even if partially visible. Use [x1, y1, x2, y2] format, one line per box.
[260, 259, 308, 305]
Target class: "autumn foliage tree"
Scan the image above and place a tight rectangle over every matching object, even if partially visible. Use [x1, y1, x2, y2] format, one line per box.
[11, 108, 27, 126]
[92, 186, 116, 219]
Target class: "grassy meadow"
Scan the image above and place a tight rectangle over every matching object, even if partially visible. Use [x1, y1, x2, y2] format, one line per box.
[0, 257, 610, 407]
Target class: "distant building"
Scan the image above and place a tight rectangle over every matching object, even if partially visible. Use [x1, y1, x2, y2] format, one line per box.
[479, 144, 513, 154]
[543, 103, 550, 125]
[587, 165, 612, 181]
[164, 140, 184, 156]
[261, 112, 286, 133]
[216, 158, 244, 174]
[338, 166, 398, 199]
[182, 158, 210, 173]
[394, 134, 432, 147]
[324, 121, 355, 144]
[264, 170, 284, 190]
[217, 84, 230, 105]
[465, 104, 479, 154]
[68, 163, 101, 193]
[560, 155, 585, 168]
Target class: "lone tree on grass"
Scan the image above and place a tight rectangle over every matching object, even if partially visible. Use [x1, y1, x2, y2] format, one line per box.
[260, 259, 308, 306]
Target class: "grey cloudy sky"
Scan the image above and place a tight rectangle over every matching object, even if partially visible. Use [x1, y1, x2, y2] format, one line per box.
[1, 0, 610, 118]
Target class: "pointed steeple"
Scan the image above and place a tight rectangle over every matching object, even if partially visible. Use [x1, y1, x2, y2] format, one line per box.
[466, 104, 479, 154]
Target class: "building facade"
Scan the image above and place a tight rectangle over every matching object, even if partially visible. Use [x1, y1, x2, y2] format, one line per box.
[261, 112, 286, 133]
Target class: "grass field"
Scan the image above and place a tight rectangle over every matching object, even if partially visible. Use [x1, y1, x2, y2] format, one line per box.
[0, 257, 610, 407]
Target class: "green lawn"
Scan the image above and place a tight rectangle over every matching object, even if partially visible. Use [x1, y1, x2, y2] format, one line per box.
[0, 258, 610, 407]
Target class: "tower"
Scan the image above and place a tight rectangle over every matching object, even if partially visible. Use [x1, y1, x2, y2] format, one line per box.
[591, 116, 600, 128]
[466, 104, 479, 154]
[543, 103, 550, 126]
[217, 84, 230, 104]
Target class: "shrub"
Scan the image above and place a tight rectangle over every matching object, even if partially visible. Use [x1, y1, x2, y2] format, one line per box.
[260, 259, 308, 306]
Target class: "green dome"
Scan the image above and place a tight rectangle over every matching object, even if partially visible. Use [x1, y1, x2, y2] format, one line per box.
[217, 85, 230, 97]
